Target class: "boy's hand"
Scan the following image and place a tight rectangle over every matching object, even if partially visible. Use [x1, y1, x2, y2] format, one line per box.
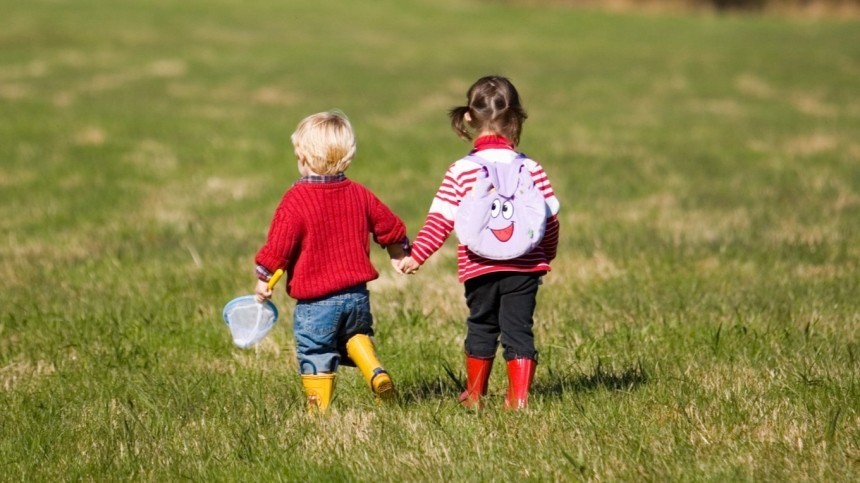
[398, 256, 420, 275]
[386, 240, 409, 274]
[255, 279, 273, 302]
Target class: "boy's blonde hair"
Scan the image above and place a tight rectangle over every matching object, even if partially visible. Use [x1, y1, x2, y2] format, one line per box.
[291, 110, 356, 175]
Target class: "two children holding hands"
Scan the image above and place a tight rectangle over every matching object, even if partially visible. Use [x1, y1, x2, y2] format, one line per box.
[254, 76, 559, 413]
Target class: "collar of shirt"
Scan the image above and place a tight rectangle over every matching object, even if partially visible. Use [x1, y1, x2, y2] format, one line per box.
[471, 135, 515, 152]
[296, 173, 347, 184]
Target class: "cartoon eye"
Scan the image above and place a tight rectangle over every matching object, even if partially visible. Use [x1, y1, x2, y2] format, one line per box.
[490, 199, 501, 218]
[502, 201, 514, 220]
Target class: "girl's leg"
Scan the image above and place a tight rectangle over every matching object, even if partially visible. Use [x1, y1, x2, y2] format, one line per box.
[498, 274, 540, 361]
[462, 275, 503, 407]
[460, 354, 494, 408]
[498, 274, 540, 409]
[464, 274, 503, 358]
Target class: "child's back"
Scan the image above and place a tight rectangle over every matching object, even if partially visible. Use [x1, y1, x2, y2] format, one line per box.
[254, 110, 408, 413]
[398, 76, 560, 410]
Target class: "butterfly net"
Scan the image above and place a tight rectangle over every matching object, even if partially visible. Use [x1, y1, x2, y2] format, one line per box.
[222, 296, 278, 349]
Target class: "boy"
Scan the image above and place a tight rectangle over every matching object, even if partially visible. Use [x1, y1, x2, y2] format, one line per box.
[254, 110, 408, 413]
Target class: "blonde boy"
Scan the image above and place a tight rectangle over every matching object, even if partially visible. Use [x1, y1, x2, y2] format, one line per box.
[254, 110, 408, 412]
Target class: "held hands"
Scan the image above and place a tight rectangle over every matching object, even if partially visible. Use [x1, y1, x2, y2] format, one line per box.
[255, 279, 273, 303]
[397, 256, 420, 275]
[388, 254, 420, 275]
[386, 242, 419, 275]
[385, 244, 420, 275]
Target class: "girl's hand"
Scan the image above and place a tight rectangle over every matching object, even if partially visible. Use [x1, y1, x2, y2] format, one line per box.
[398, 256, 420, 275]
[255, 279, 273, 302]
[390, 257, 405, 274]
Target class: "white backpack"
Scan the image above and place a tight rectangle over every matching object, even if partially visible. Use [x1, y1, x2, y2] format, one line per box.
[454, 154, 547, 260]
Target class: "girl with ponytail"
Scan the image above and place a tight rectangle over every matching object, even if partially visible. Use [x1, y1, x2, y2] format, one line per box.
[399, 76, 561, 410]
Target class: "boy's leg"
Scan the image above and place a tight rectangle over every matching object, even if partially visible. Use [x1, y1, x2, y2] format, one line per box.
[340, 288, 395, 401]
[345, 334, 394, 401]
[498, 274, 540, 409]
[294, 299, 342, 413]
[301, 373, 336, 414]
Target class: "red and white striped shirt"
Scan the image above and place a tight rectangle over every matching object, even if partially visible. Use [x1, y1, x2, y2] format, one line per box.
[410, 136, 560, 282]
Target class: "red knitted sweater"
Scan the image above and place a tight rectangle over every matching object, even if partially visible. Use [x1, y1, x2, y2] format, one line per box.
[255, 178, 406, 300]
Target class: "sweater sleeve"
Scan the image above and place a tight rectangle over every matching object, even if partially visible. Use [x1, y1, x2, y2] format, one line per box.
[255, 194, 301, 273]
[367, 189, 407, 247]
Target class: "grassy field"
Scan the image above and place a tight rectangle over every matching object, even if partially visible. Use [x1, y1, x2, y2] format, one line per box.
[1, 0, 858, 480]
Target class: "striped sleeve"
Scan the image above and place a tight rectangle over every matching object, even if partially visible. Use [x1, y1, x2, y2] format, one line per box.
[527, 158, 560, 216]
[527, 158, 560, 262]
[541, 214, 560, 262]
[410, 162, 482, 264]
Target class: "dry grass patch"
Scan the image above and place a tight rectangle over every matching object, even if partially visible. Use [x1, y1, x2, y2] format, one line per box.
[735, 73, 776, 98]
[687, 97, 746, 117]
[766, 216, 841, 246]
[609, 193, 753, 245]
[124, 140, 178, 171]
[73, 126, 108, 146]
[299, 410, 377, 456]
[0, 358, 57, 391]
[790, 92, 838, 117]
[548, 250, 624, 283]
[368, 92, 454, 132]
[0, 82, 30, 100]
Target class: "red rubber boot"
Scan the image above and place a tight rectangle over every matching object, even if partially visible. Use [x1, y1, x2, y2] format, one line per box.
[459, 355, 494, 409]
[505, 358, 536, 409]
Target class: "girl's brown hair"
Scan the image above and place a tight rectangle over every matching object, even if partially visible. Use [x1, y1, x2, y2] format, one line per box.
[449, 75, 528, 146]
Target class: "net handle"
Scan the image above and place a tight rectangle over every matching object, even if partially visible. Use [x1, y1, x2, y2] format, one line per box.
[268, 269, 284, 291]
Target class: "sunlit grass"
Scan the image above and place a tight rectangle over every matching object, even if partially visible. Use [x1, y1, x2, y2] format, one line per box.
[1, 0, 858, 480]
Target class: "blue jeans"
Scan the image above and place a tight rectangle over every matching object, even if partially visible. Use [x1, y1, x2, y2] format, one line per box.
[293, 285, 374, 375]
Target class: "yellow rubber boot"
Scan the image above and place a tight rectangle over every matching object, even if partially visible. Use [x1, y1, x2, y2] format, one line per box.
[301, 373, 336, 414]
[345, 334, 395, 401]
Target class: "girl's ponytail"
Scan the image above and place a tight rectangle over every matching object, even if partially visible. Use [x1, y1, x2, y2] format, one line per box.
[448, 105, 473, 141]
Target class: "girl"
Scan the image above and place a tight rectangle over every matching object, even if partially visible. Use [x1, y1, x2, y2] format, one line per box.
[399, 76, 560, 409]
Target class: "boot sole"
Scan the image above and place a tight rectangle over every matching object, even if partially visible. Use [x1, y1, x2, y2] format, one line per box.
[371, 371, 395, 402]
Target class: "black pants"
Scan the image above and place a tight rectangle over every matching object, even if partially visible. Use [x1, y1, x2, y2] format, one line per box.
[464, 273, 540, 361]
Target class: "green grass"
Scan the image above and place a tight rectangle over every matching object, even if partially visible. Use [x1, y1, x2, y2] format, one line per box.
[1, 0, 859, 480]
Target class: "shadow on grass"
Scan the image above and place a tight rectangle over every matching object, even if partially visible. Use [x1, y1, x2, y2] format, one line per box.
[536, 359, 650, 398]
[396, 362, 463, 405]
[397, 359, 649, 404]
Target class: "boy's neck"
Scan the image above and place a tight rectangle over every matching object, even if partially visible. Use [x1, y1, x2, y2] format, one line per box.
[297, 172, 347, 184]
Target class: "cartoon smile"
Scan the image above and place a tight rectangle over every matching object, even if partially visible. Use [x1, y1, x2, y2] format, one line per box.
[491, 223, 514, 242]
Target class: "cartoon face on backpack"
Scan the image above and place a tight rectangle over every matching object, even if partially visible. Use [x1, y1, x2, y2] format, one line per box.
[454, 155, 547, 260]
[487, 197, 515, 242]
